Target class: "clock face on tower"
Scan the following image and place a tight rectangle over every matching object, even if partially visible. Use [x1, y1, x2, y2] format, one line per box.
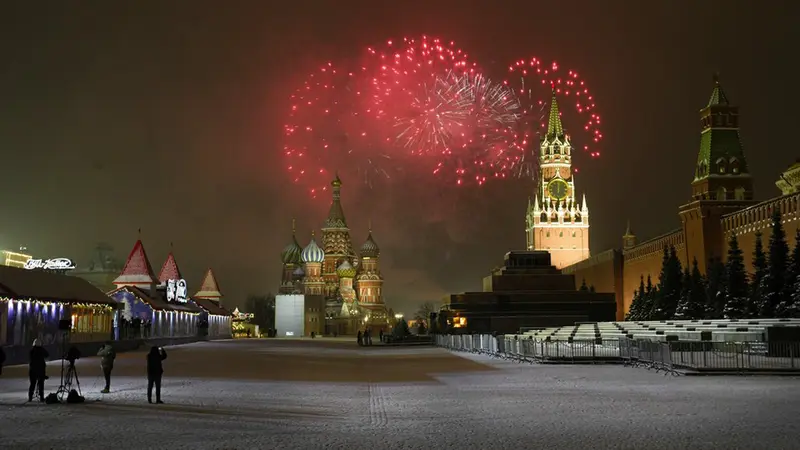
[547, 179, 569, 200]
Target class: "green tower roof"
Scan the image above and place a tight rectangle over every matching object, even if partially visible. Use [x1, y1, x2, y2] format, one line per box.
[546, 91, 564, 138]
[694, 76, 749, 181]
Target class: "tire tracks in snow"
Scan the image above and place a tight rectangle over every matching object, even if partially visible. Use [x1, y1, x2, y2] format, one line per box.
[368, 383, 389, 428]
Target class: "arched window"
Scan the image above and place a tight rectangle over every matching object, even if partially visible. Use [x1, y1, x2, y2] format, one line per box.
[734, 187, 746, 200]
[716, 187, 727, 200]
[730, 157, 740, 174]
[717, 159, 726, 174]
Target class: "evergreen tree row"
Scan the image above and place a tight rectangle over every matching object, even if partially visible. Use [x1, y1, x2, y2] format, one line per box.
[626, 209, 800, 321]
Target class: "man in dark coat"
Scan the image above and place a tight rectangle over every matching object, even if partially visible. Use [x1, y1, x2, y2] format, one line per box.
[28, 339, 49, 402]
[97, 343, 116, 393]
[146, 346, 167, 404]
[0, 345, 6, 376]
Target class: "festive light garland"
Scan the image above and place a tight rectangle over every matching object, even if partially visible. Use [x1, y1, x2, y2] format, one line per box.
[1, 297, 115, 311]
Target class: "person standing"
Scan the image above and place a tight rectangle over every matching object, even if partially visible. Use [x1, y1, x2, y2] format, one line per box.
[146, 346, 167, 404]
[0, 345, 6, 376]
[97, 343, 116, 393]
[28, 339, 49, 402]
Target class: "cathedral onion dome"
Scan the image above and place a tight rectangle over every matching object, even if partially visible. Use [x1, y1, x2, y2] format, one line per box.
[301, 234, 325, 263]
[336, 260, 356, 278]
[281, 238, 302, 264]
[281, 219, 303, 264]
[360, 230, 380, 258]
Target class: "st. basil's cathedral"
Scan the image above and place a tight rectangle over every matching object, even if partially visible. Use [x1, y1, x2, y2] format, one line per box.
[278, 175, 389, 334]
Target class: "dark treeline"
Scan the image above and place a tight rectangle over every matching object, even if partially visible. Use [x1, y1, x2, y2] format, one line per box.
[626, 210, 800, 321]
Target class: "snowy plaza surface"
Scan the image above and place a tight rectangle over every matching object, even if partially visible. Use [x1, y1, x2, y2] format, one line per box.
[1, 339, 800, 449]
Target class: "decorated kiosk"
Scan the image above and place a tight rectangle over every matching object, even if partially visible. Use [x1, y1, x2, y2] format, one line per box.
[0, 264, 116, 348]
[190, 268, 232, 338]
[107, 240, 202, 340]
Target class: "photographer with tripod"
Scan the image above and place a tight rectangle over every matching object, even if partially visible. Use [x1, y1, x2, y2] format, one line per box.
[29, 339, 49, 402]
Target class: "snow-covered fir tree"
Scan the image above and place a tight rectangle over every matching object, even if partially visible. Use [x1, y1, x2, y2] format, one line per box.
[625, 276, 647, 321]
[674, 265, 692, 320]
[791, 272, 800, 318]
[641, 275, 657, 320]
[759, 210, 789, 317]
[675, 258, 707, 320]
[776, 228, 800, 317]
[723, 234, 749, 318]
[652, 246, 682, 320]
[750, 231, 767, 317]
[705, 258, 726, 319]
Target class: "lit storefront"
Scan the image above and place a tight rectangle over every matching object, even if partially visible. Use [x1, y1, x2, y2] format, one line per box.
[108, 286, 202, 340]
[0, 265, 116, 347]
[191, 298, 232, 339]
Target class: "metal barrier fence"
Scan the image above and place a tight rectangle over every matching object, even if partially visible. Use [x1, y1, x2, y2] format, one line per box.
[436, 334, 800, 373]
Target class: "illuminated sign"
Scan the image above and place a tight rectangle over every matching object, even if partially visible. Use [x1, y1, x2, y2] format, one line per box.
[24, 258, 76, 271]
[166, 279, 188, 303]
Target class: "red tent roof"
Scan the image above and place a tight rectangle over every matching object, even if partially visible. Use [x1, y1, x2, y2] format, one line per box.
[112, 240, 158, 288]
[158, 252, 182, 284]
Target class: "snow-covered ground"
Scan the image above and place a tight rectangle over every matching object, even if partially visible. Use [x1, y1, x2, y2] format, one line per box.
[1, 339, 799, 449]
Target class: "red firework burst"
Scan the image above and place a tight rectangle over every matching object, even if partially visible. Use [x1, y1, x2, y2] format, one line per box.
[366, 37, 527, 186]
[504, 57, 603, 176]
[365, 36, 476, 158]
[284, 36, 482, 196]
[284, 61, 394, 198]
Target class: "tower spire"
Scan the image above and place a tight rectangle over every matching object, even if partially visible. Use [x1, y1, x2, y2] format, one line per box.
[546, 90, 564, 138]
[692, 73, 752, 200]
[324, 174, 348, 229]
[708, 72, 729, 107]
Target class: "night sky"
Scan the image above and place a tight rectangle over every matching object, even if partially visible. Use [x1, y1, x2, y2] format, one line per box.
[1, 1, 797, 314]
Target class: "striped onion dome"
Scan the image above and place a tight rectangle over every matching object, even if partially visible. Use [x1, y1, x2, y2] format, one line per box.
[301, 235, 325, 263]
[336, 260, 356, 278]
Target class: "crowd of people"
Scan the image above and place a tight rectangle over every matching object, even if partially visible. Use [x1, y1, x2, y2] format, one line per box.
[0, 340, 169, 405]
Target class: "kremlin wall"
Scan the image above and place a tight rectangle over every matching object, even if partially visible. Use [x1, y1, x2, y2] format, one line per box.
[561, 79, 800, 319]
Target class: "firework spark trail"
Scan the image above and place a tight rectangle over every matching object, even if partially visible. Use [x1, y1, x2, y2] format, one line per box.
[282, 39, 604, 197]
[504, 57, 604, 177]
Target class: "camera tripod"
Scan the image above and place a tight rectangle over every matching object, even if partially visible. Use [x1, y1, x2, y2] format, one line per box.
[56, 361, 81, 402]
[55, 329, 81, 402]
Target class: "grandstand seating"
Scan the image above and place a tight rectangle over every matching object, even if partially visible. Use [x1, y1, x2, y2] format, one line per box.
[516, 318, 800, 342]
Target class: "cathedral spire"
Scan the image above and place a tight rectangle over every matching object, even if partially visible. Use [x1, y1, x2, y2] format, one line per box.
[324, 173, 348, 229]
[546, 90, 564, 138]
